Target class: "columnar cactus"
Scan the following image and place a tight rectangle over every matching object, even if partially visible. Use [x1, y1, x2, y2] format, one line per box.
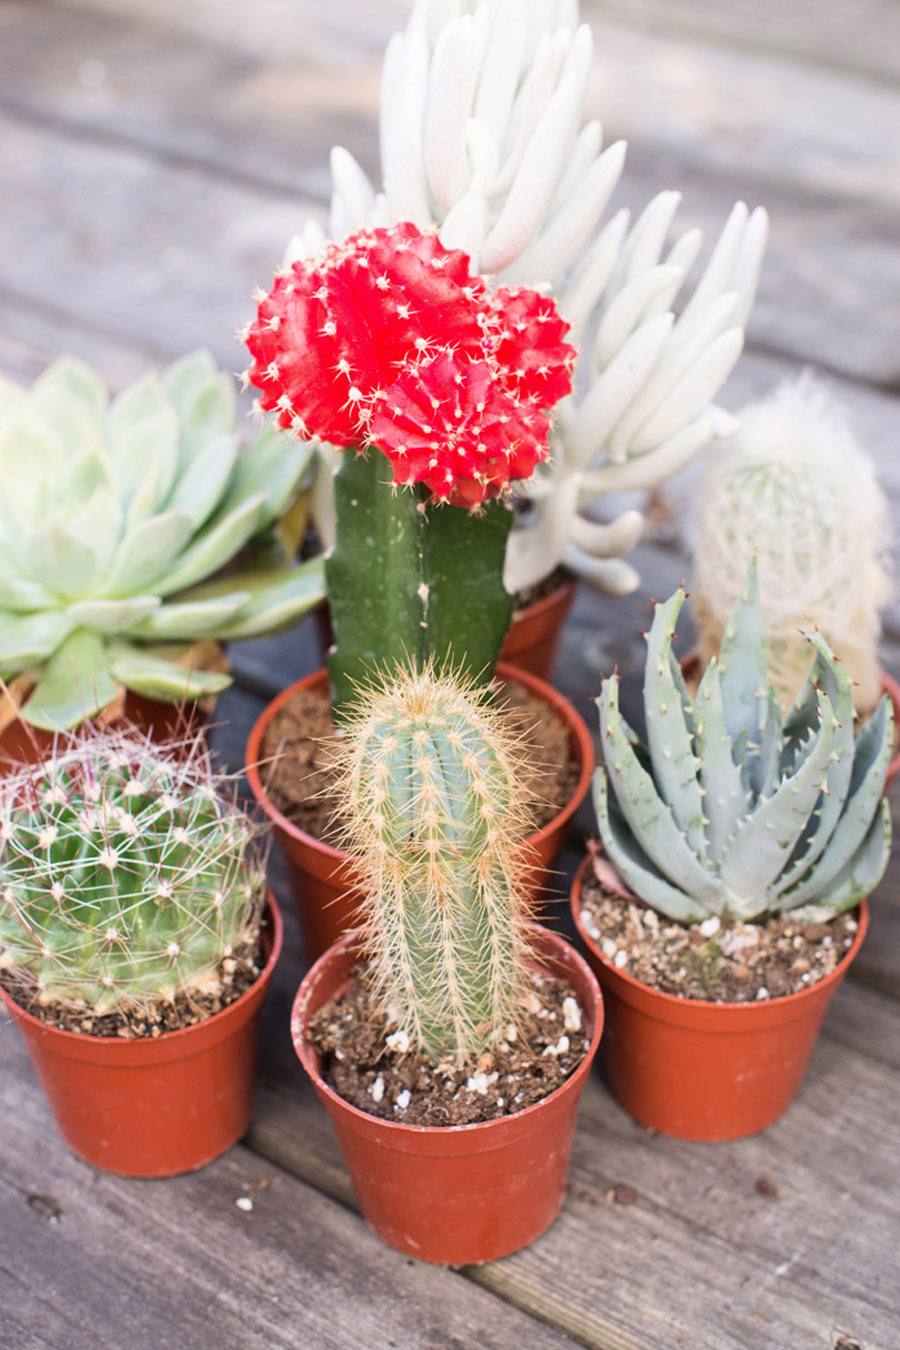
[693, 376, 891, 712]
[0, 351, 325, 730]
[332, 664, 534, 1060]
[594, 566, 893, 924]
[0, 727, 265, 1013]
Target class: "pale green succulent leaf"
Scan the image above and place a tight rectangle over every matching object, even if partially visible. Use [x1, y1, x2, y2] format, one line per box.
[718, 558, 767, 771]
[128, 592, 250, 640]
[0, 372, 27, 424]
[115, 406, 180, 517]
[21, 630, 118, 730]
[103, 510, 195, 598]
[775, 695, 893, 906]
[718, 690, 838, 912]
[156, 494, 268, 596]
[598, 677, 724, 911]
[593, 769, 706, 922]
[0, 545, 54, 612]
[165, 431, 238, 528]
[107, 373, 168, 442]
[0, 610, 73, 675]
[31, 487, 121, 598]
[67, 597, 162, 634]
[161, 349, 218, 419]
[204, 559, 326, 638]
[232, 425, 314, 523]
[643, 589, 708, 861]
[108, 642, 232, 701]
[34, 356, 108, 424]
[788, 799, 891, 921]
[180, 373, 236, 447]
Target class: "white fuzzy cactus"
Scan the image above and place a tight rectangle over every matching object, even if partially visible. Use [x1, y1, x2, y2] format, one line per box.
[692, 376, 891, 713]
[290, 0, 768, 597]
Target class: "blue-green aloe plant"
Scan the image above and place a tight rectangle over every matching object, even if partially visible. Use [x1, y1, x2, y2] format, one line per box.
[0, 352, 325, 729]
[594, 565, 893, 923]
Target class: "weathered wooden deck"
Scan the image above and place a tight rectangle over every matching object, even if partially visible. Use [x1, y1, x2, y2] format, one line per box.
[2, 2, 900, 1346]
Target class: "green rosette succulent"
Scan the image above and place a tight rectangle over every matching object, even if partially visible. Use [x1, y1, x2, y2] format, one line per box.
[0, 351, 325, 729]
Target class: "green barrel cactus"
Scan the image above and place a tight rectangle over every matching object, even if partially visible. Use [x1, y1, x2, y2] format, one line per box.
[0, 351, 325, 730]
[0, 726, 265, 1013]
[333, 664, 534, 1060]
[594, 565, 893, 924]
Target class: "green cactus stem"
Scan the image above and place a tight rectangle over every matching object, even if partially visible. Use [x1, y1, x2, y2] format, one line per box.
[325, 448, 514, 719]
[331, 663, 534, 1061]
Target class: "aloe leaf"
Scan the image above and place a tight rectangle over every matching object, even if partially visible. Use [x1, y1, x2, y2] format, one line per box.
[594, 769, 707, 922]
[103, 510, 195, 597]
[789, 799, 891, 921]
[718, 690, 837, 912]
[66, 597, 162, 634]
[598, 676, 723, 911]
[775, 695, 893, 906]
[643, 590, 708, 860]
[108, 641, 231, 701]
[0, 610, 73, 675]
[21, 630, 118, 730]
[694, 658, 751, 859]
[718, 559, 767, 769]
[155, 495, 267, 596]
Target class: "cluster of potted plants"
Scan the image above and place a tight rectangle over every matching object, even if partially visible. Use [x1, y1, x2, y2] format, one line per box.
[1, 0, 894, 1270]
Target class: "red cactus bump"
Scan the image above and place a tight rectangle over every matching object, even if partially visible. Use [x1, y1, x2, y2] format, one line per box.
[244, 223, 575, 506]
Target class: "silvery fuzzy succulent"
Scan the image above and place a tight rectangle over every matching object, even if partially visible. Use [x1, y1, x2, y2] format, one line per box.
[594, 566, 892, 924]
[506, 194, 768, 594]
[0, 352, 325, 730]
[291, 0, 768, 599]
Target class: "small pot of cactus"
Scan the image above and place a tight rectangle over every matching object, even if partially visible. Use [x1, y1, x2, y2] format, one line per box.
[0, 726, 282, 1177]
[242, 222, 593, 958]
[572, 565, 892, 1142]
[291, 665, 603, 1265]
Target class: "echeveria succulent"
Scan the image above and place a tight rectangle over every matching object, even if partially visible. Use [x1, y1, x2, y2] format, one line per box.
[594, 566, 892, 924]
[0, 351, 324, 729]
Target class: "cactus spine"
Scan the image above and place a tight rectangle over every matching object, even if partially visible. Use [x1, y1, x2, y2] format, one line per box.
[0, 727, 265, 1013]
[333, 664, 534, 1061]
[594, 565, 893, 924]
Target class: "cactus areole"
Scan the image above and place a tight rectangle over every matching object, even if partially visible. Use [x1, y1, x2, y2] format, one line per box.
[594, 564, 893, 926]
[244, 223, 575, 715]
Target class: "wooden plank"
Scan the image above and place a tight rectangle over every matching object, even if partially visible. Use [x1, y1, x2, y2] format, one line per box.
[246, 890, 900, 1350]
[3, 3, 900, 384]
[590, 0, 900, 86]
[0, 1011, 573, 1350]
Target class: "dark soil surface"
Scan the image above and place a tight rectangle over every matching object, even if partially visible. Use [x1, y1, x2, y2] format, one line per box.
[579, 853, 858, 1003]
[0, 936, 263, 1038]
[260, 679, 579, 840]
[307, 967, 590, 1126]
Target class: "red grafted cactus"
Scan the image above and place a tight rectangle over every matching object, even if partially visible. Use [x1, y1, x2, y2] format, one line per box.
[244, 223, 575, 506]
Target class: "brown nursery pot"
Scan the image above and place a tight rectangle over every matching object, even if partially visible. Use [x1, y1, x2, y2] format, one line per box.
[0, 693, 211, 776]
[571, 857, 869, 1142]
[292, 923, 603, 1265]
[246, 661, 594, 961]
[310, 579, 577, 683]
[0, 895, 283, 1178]
[681, 650, 900, 790]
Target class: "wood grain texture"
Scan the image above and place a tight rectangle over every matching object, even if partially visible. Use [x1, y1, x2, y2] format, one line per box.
[0, 1013, 574, 1350]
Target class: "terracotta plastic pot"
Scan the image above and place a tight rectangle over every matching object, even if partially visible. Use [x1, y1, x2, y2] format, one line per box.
[292, 922, 603, 1264]
[0, 693, 210, 776]
[571, 856, 869, 1142]
[309, 578, 577, 684]
[0, 895, 283, 1177]
[681, 650, 900, 790]
[246, 661, 594, 960]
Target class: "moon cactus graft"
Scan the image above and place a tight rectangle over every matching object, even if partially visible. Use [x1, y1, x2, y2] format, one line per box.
[244, 222, 575, 507]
